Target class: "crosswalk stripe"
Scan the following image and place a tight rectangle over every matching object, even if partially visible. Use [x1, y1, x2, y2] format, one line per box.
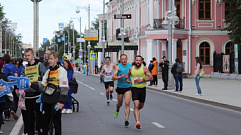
[151, 122, 165, 128]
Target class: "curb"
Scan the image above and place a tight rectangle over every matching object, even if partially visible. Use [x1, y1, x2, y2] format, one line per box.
[87, 73, 241, 112]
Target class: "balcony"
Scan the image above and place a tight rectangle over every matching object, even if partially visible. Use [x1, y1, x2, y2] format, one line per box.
[153, 18, 185, 29]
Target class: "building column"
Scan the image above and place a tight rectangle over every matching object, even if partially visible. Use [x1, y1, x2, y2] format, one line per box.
[181, 39, 188, 73]
[149, 0, 154, 28]
[146, 39, 156, 66]
[172, 39, 178, 63]
[160, 40, 167, 58]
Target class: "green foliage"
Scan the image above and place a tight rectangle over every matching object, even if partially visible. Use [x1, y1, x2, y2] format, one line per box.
[223, 0, 241, 47]
[0, 3, 5, 20]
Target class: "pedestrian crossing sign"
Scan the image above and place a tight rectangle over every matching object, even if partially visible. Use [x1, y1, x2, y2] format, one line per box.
[90, 53, 97, 60]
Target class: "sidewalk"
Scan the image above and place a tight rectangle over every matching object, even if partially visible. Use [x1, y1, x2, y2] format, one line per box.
[86, 72, 241, 112]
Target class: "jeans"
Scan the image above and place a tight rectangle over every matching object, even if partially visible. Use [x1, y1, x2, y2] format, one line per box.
[195, 74, 202, 94]
[64, 89, 72, 109]
[153, 75, 158, 85]
[174, 74, 183, 91]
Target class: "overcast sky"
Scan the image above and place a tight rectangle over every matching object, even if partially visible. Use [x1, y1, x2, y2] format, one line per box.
[1, 0, 103, 47]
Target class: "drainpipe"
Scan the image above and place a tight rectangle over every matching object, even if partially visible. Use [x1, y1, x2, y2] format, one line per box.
[189, 0, 191, 74]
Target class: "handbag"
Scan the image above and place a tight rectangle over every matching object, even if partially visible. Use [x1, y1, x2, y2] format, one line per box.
[200, 69, 205, 77]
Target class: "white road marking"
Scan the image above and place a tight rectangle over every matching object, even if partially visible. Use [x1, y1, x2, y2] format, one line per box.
[130, 108, 134, 111]
[100, 93, 105, 95]
[151, 122, 165, 128]
[83, 84, 88, 87]
[113, 99, 117, 101]
[76, 80, 83, 84]
[89, 87, 95, 90]
[10, 115, 23, 135]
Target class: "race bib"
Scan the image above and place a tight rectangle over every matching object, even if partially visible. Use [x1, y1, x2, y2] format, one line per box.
[134, 77, 143, 85]
[105, 71, 112, 76]
[46, 70, 60, 86]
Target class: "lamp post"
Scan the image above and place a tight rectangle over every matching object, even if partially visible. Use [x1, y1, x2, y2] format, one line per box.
[87, 43, 91, 75]
[69, 19, 76, 63]
[76, 4, 90, 64]
[162, 0, 179, 89]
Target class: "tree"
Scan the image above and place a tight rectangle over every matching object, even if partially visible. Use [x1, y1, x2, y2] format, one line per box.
[223, 0, 241, 47]
[0, 3, 5, 20]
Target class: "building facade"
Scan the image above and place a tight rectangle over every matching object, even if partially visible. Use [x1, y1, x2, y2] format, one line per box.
[100, 0, 232, 74]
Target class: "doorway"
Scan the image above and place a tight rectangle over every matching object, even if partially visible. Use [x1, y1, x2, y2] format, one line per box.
[176, 40, 183, 63]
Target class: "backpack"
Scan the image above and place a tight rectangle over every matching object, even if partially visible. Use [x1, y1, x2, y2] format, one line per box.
[70, 77, 78, 94]
[176, 63, 184, 73]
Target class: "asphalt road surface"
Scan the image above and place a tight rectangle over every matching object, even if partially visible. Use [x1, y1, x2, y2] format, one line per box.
[16, 72, 241, 135]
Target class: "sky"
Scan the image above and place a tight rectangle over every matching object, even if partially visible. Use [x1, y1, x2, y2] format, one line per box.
[1, 0, 103, 47]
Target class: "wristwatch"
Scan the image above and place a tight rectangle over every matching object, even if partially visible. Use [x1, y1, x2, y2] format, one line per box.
[143, 79, 146, 82]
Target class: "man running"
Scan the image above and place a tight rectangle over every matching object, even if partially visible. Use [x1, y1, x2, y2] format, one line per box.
[112, 54, 132, 127]
[100, 57, 115, 106]
[126, 55, 153, 129]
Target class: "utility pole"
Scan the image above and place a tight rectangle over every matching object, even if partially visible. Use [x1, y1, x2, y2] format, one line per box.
[102, 0, 105, 63]
[121, 0, 124, 54]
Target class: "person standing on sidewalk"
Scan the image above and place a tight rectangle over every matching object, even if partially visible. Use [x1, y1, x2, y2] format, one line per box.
[194, 57, 202, 96]
[22, 48, 47, 135]
[151, 57, 158, 87]
[43, 49, 51, 69]
[100, 57, 116, 106]
[125, 55, 153, 129]
[159, 56, 169, 90]
[112, 54, 132, 127]
[148, 60, 154, 86]
[171, 58, 184, 92]
[99, 62, 104, 83]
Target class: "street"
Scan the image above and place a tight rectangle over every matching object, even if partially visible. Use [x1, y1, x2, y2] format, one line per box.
[59, 73, 241, 135]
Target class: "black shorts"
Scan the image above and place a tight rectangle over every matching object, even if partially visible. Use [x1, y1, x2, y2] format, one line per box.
[131, 87, 146, 103]
[104, 81, 114, 89]
[116, 87, 131, 95]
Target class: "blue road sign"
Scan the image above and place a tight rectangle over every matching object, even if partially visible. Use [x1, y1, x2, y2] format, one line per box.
[90, 53, 97, 59]
[57, 39, 61, 42]
[43, 38, 47, 43]
[61, 36, 65, 41]
[79, 51, 83, 56]
[59, 23, 64, 29]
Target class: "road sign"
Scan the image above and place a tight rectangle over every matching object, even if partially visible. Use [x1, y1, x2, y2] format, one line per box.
[84, 37, 98, 41]
[90, 53, 97, 60]
[59, 23, 64, 30]
[43, 38, 47, 43]
[57, 39, 61, 42]
[85, 30, 98, 41]
[61, 37, 65, 41]
[77, 38, 85, 42]
[114, 14, 132, 19]
[71, 46, 76, 49]
[79, 51, 83, 56]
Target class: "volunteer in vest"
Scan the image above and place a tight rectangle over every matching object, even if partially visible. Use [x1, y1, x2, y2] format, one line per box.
[100, 57, 116, 106]
[30, 52, 68, 135]
[171, 58, 184, 92]
[151, 57, 158, 87]
[22, 48, 47, 135]
[159, 56, 170, 90]
[112, 54, 132, 127]
[125, 55, 153, 129]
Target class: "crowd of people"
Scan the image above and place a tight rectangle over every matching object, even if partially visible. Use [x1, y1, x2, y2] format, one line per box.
[0, 48, 75, 135]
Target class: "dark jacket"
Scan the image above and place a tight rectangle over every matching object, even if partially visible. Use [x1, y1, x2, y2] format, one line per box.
[22, 61, 47, 98]
[148, 64, 154, 73]
[171, 58, 183, 76]
[159, 60, 169, 75]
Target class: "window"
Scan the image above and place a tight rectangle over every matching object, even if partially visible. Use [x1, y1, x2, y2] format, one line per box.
[225, 42, 233, 54]
[199, 42, 210, 65]
[225, 2, 231, 18]
[199, 0, 211, 20]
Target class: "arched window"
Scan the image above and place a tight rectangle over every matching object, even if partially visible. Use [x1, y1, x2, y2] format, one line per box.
[199, 42, 210, 65]
[225, 42, 233, 54]
[199, 0, 211, 20]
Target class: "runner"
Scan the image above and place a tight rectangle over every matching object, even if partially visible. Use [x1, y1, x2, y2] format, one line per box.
[125, 55, 153, 129]
[112, 54, 132, 127]
[100, 57, 116, 106]
[22, 48, 47, 135]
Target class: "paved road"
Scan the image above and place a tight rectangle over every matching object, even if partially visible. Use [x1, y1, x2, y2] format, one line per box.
[59, 73, 241, 135]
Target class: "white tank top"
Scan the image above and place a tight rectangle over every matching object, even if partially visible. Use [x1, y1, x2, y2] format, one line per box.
[104, 64, 113, 82]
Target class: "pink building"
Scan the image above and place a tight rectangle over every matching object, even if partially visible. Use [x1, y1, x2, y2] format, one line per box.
[98, 0, 232, 75]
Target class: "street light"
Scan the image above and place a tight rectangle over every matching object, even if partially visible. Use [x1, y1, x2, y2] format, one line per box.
[162, 1, 179, 90]
[69, 19, 76, 63]
[87, 43, 91, 75]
